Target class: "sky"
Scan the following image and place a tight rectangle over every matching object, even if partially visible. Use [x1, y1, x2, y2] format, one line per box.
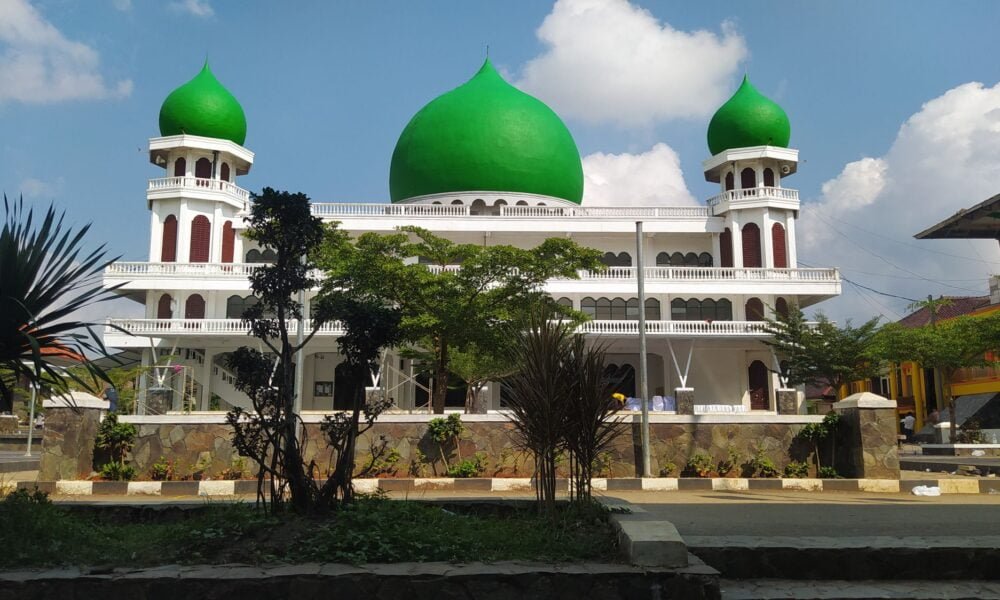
[2, 0, 1000, 326]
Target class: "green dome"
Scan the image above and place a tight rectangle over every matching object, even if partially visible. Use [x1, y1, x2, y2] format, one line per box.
[389, 59, 583, 204]
[159, 62, 247, 145]
[707, 75, 790, 155]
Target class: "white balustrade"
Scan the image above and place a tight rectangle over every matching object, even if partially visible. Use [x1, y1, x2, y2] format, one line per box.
[148, 177, 250, 202]
[105, 262, 265, 278]
[106, 318, 344, 337]
[706, 186, 799, 207]
[576, 320, 793, 336]
[310, 203, 470, 217]
[309, 203, 708, 219]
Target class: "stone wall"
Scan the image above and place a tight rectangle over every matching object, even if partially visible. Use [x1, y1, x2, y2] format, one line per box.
[38, 406, 102, 480]
[117, 414, 823, 480]
[833, 393, 900, 479]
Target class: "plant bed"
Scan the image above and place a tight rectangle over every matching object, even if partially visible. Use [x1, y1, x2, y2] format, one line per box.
[0, 489, 619, 568]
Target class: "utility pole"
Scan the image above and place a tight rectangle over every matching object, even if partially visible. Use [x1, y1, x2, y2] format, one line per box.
[635, 222, 651, 477]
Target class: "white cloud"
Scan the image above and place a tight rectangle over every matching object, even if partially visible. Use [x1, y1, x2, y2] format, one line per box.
[582, 143, 697, 206]
[170, 0, 214, 18]
[111, 0, 132, 11]
[0, 0, 132, 103]
[19, 177, 62, 199]
[799, 81, 1000, 323]
[517, 0, 746, 127]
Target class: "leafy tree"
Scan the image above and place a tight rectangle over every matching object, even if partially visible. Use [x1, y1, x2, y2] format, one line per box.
[874, 312, 1000, 442]
[0, 197, 120, 412]
[763, 304, 881, 398]
[317, 226, 602, 413]
[448, 342, 515, 413]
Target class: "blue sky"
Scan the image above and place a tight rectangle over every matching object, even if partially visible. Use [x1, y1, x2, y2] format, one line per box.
[3, 0, 1000, 323]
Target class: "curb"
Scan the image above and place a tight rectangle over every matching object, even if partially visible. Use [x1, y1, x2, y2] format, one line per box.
[12, 476, 1000, 496]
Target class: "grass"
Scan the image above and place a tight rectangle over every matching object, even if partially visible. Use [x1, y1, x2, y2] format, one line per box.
[0, 489, 618, 568]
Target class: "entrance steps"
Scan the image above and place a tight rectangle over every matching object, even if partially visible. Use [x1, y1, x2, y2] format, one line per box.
[722, 579, 1000, 599]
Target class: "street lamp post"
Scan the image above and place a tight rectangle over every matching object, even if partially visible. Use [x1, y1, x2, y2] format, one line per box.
[635, 221, 651, 477]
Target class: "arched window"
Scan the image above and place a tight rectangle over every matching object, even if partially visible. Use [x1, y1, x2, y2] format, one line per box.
[775, 297, 789, 319]
[220, 163, 231, 182]
[698, 252, 713, 267]
[742, 223, 762, 268]
[556, 297, 573, 309]
[221, 221, 235, 263]
[185, 294, 205, 319]
[157, 294, 173, 319]
[745, 297, 765, 321]
[670, 252, 685, 267]
[470, 199, 487, 215]
[655, 252, 670, 266]
[720, 228, 733, 268]
[725, 171, 735, 191]
[626, 298, 639, 320]
[644, 298, 661, 320]
[772, 223, 788, 268]
[173, 157, 186, 178]
[246, 249, 262, 263]
[161, 215, 177, 262]
[581, 297, 597, 318]
[671, 298, 686, 320]
[451, 199, 463, 205]
[226, 295, 243, 319]
[740, 167, 756, 189]
[717, 299, 733, 321]
[516, 200, 528, 206]
[701, 298, 717, 320]
[686, 298, 702, 321]
[617, 252, 632, 266]
[261, 249, 277, 263]
[190, 215, 211, 263]
[601, 252, 618, 267]
[684, 252, 699, 266]
[748, 360, 770, 410]
[596, 297, 612, 320]
[763, 168, 775, 187]
[611, 297, 627, 320]
[195, 157, 212, 180]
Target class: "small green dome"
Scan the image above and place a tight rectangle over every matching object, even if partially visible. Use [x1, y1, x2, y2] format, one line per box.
[707, 75, 790, 155]
[389, 59, 583, 204]
[159, 62, 247, 145]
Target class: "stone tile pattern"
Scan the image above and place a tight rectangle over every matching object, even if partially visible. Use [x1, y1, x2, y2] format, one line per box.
[834, 407, 900, 479]
[776, 390, 797, 415]
[0, 562, 721, 600]
[0, 415, 19, 434]
[131, 423, 240, 479]
[38, 406, 101, 480]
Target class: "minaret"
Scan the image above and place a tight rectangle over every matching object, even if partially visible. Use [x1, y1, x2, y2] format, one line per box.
[147, 61, 253, 281]
[701, 75, 799, 275]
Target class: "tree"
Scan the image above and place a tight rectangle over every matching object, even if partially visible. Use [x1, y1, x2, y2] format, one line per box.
[225, 188, 333, 514]
[0, 197, 120, 412]
[317, 226, 602, 413]
[448, 342, 515, 414]
[763, 305, 882, 398]
[874, 312, 1000, 442]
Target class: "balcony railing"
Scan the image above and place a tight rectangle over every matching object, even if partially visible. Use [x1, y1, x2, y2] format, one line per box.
[310, 203, 710, 219]
[107, 317, 795, 339]
[148, 177, 250, 203]
[106, 262, 839, 284]
[706, 187, 799, 207]
[106, 318, 344, 337]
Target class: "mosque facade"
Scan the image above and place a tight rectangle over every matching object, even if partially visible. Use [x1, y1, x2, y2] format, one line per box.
[103, 60, 841, 415]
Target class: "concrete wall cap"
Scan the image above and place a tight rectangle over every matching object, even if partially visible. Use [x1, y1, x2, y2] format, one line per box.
[833, 392, 896, 410]
[42, 391, 109, 410]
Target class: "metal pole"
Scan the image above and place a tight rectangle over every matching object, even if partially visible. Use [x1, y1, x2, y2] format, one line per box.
[24, 385, 37, 457]
[293, 256, 307, 438]
[635, 221, 651, 477]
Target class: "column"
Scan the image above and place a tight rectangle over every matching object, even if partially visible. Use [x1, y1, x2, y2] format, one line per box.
[785, 214, 798, 268]
[832, 392, 900, 479]
[761, 207, 774, 268]
[200, 350, 215, 411]
[729, 213, 743, 268]
[38, 394, 107, 480]
[176, 199, 191, 262]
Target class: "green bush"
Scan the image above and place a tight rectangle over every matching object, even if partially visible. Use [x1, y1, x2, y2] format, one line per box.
[818, 466, 840, 479]
[100, 462, 136, 481]
[783, 461, 809, 478]
[446, 452, 487, 478]
[685, 452, 714, 477]
[149, 456, 174, 481]
[747, 446, 779, 478]
[717, 447, 742, 477]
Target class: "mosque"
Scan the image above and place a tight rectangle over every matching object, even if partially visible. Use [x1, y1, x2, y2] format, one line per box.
[103, 59, 841, 415]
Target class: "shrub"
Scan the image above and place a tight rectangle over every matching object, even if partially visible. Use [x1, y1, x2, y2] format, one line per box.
[747, 446, 779, 478]
[783, 461, 809, 478]
[717, 447, 742, 477]
[818, 466, 840, 479]
[685, 452, 714, 477]
[446, 452, 487, 478]
[149, 456, 174, 481]
[658, 461, 677, 477]
[218, 457, 249, 480]
[95, 412, 137, 472]
[957, 418, 985, 444]
[100, 462, 136, 481]
[427, 413, 465, 469]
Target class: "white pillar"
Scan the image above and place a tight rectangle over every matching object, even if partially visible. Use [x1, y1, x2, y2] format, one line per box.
[711, 232, 722, 267]
[785, 212, 798, 268]
[761, 207, 774, 269]
[200, 350, 215, 411]
[177, 199, 191, 263]
[730, 212, 744, 268]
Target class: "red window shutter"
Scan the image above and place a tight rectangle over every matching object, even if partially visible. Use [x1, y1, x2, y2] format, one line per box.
[190, 216, 211, 263]
[221, 163, 231, 182]
[173, 157, 186, 177]
[195, 157, 212, 179]
[185, 294, 205, 319]
[772, 223, 787, 268]
[748, 360, 769, 410]
[746, 298, 764, 321]
[157, 294, 173, 319]
[221, 221, 235, 263]
[775, 297, 789, 319]
[161, 215, 177, 262]
[720, 228, 733, 268]
[742, 223, 762, 268]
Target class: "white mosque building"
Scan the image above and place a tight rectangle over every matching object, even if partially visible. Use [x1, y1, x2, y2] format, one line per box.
[103, 60, 841, 415]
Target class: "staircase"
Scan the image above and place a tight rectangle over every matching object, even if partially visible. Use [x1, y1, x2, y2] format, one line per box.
[152, 348, 252, 411]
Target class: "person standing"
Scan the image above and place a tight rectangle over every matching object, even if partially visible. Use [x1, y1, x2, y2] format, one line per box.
[902, 411, 916, 442]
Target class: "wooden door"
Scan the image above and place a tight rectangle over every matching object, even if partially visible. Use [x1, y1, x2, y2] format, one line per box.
[749, 360, 769, 410]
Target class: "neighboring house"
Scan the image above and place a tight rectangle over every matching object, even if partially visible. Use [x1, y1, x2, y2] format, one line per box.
[102, 61, 842, 415]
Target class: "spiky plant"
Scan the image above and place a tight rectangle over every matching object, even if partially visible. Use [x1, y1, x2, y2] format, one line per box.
[0, 196, 120, 412]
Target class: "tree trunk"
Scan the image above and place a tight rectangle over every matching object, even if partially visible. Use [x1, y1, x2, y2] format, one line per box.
[0, 385, 12, 414]
[432, 340, 449, 414]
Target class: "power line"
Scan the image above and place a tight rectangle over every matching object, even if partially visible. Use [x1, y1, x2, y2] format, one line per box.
[800, 259, 920, 304]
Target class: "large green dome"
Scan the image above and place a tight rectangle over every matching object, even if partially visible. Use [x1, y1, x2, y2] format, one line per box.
[389, 59, 583, 204]
[159, 62, 247, 145]
[707, 75, 790, 156]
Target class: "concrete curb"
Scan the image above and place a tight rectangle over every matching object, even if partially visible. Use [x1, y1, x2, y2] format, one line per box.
[13, 476, 1000, 496]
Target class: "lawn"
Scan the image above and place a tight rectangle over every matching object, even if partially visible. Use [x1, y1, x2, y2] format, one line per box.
[0, 490, 619, 568]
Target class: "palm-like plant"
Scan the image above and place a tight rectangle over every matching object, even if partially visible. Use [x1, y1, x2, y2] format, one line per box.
[0, 196, 121, 413]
